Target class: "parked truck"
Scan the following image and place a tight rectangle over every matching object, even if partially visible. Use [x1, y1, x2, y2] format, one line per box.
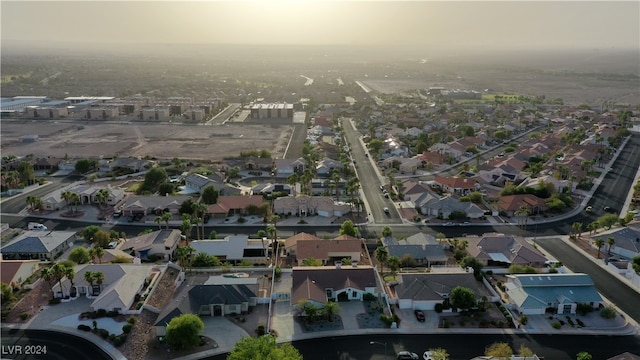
[28, 222, 47, 231]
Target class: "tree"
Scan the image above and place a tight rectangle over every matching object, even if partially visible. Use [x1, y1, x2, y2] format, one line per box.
[227, 335, 302, 360]
[518, 344, 534, 357]
[572, 222, 583, 239]
[81, 225, 101, 242]
[165, 313, 205, 350]
[191, 253, 220, 267]
[381, 226, 393, 238]
[387, 256, 400, 274]
[597, 213, 619, 230]
[339, 220, 357, 237]
[468, 192, 482, 203]
[301, 257, 322, 266]
[92, 271, 105, 292]
[607, 237, 615, 256]
[92, 230, 111, 249]
[158, 182, 175, 196]
[75, 158, 97, 174]
[632, 255, 640, 275]
[449, 286, 477, 312]
[428, 348, 450, 360]
[41, 267, 56, 298]
[594, 238, 605, 258]
[161, 211, 172, 229]
[322, 301, 340, 322]
[84, 270, 95, 293]
[154, 216, 163, 229]
[176, 246, 196, 271]
[69, 247, 91, 264]
[375, 246, 389, 274]
[17, 161, 36, 185]
[576, 352, 593, 360]
[201, 185, 219, 204]
[460, 256, 483, 279]
[139, 167, 168, 194]
[485, 342, 513, 359]
[91, 247, 105, 264]
[1, 282, 15, 303]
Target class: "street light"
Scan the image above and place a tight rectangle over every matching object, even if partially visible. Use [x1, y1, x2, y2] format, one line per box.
[369, 341, 387, 360]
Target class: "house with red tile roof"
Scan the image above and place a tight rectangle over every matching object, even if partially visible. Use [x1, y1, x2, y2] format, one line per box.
[0, 259, 40, 288]
[284, 232, 323, 256]
[295, 236, 363, 265]
[434, 176, 480, 196]
[207, 195, 266, 218]
[496, 194, 547, 217]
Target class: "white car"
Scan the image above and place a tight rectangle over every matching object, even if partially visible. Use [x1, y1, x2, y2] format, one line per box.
[423, 351, 434, 360]
[383, 207, 390, 213]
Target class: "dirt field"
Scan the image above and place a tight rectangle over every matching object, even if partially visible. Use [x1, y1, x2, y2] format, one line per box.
[0, 121, 295, 161]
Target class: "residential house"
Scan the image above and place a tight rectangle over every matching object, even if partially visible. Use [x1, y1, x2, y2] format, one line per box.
[99, 158, 149, 173]
[1, 231, 75, 261]
[121, 195, 192, 217]
[291, 267, 378, 305]
[251, 183, 292, 196]
[155, 283, 258, 336]
[465, 233, 547, 268]
[207, 195, 265, 218]
[496, 194, 547, 217]
[184, 173, 216, 193]
[591, 225, 640, 260]
[284, 232, 323, 257]
[520, 175, 569, 194]
[273, 195, 351, 218]
[294, 235, 363, 265]
[275, 158, 305, 177]
[0, 259, 40, 288]
[398, 157, 421, 175]
[423, 196, 485, 219]
[190, 235, 269, 265]
[120, 229, 181, 262]
[316, 158, 344, 177]
[504, 273, 602, 315]
[382, 233, 448, 267]
[52, 263, 157, 313]
[418, 151, 446, 167]
[243, 157, 273, 171]
[434, 176, 480, 196]
[391, 272, 493, 310]
[41, 185, 125, 210]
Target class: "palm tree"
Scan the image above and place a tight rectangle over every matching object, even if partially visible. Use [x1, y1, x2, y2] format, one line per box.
[51, 263, 68, 297]
[180, 216, 192, 245]
[322, 301, 340, 322]
[515, 205, 531, 229]
[286, 173, 299, 196]
[64, 266, 76, 297]
[375, 246, 389, 274]
[70, 192, 80, 214]
[161, 211, 172, 229]
[84, 270, 95, 294]
[594, 238, 605, 259]
[61, 191, 74, 210]
[176, 246, 195, 271]
[92, 272, 105, 293]
[93, 247, 105, 264]
[572, 222, 583, 239]
[607, 237, 615, 256]
[154, 216, 163, 229]
[94, 188, 110, 207]
[40, 267, 55, 298]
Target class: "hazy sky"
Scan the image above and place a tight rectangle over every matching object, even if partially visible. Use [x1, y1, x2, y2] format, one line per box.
[1, 1, 639, 50]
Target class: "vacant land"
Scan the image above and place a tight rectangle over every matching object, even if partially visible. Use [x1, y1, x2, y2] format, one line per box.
[0, 121, 294, 161]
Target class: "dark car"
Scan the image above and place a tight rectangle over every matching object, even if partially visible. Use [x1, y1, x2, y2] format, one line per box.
[604, 206, 616, 213]
[397, 351, 420, 360]
[414, 310, 425, 322]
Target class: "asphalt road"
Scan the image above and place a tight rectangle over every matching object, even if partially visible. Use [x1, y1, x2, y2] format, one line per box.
[202, 333, 640, 360]
[343, 118, 402, 224]
[0, 328, 113, 360]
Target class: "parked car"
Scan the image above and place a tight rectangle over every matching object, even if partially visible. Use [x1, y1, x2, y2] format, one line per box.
[397, 351, 419, 360]
[423, 351, 434, 360]
[383, 207, 390, 214]
[585, 206, 593, 213]
[603, 206, 616, 213]
[442, 222, 456, 226]
[414, 310, 425, 322]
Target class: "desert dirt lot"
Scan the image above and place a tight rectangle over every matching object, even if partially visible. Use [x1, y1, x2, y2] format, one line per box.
[1, 121, 295, 161]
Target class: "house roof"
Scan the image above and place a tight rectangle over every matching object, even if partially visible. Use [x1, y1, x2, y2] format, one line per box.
[121, 229, 180, 252]
[296, 238, 362, 261]
[497, 194, 546, 212]
[122, 195, 192, 212]
[591, 227, 640, 254]
[285, 232, 323, 249]
[434, 176, 478, 189]
[210, 195, 265, 214]
[291, 267, 376, 304]
[466, 234, 547, 265]
[185, 173, 216, 188]
[154, 284, 258, 326]
[0, 260, 38, 284]
[506, 273, 603, 309]
[386, 244, 448, 263]
[191, 235, 262, 260]
[1, 231, 75, 254]
[393, 273, 484, 301]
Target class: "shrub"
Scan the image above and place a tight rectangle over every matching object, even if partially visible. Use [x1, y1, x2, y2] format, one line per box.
[48, 298, 61, 305]
[127, 316, 137, 324]
[113, 336, 124, 347]
[122, 323, 133, 334]
[576, 303, 595, 316]
[519, 315, 528, 325]
[107, 310, 120, 317]
[552, 321, 562, 329]
[576, 319, 585, 327]
[479, 319, 489, 328]
[98, 329, 110, 339]
[363, 292, 376, 302]
[77, 324, 91, 331]
[600, 306, 617, 319]
[434, 303, 443, 313]
[566, 317, 575, 327]
[256, 325, 266, 336]
[109, 334, 117, 341]
[97, 309, 108, 318]
[19, 312, 29, 320]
